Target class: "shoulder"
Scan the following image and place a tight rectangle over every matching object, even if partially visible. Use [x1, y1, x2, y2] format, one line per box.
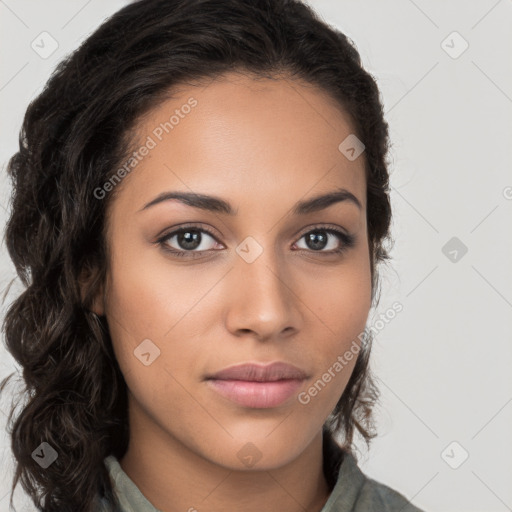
[98, 496, 111, 512]
[354, 475, 425, 512]
[96, 456, 124, 511]
[322, 438, 425, 512]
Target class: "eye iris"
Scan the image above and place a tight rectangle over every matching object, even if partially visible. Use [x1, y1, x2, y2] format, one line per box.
[306, 231, 328, 250]
[178, 230, 202, 250]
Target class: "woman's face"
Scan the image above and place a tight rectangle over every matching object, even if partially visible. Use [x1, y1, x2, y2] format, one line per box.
[98, 72, 372, 470]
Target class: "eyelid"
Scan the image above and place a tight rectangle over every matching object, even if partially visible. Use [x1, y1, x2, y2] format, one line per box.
[157, 222, 350, 241]
[156, 223, 221, 242]
[294, 222, 351, 238]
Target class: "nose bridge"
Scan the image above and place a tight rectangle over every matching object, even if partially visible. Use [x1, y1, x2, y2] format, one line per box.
[237, 234, 289, 305]
[226, 234, 301, 337]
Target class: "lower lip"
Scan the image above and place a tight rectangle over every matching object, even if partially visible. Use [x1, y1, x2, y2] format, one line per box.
[206, 378, 304, 408]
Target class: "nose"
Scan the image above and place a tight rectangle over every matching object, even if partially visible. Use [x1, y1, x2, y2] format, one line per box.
[224, 244, 304, 342]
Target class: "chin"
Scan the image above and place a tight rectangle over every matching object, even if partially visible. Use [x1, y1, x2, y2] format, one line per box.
[202, 432, 308, 471]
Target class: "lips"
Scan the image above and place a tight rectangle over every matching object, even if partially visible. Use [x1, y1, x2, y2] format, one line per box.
[205, 362, 308, 408]
[206, 361, 308, 382]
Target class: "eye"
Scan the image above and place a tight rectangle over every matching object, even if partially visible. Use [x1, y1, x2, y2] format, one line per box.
[157, 225, 221, 257]
[156, 224, 355, 259]
[293, 226, 355, 255]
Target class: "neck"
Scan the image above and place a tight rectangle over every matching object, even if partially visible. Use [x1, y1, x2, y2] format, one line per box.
[119, 400, 331, 512]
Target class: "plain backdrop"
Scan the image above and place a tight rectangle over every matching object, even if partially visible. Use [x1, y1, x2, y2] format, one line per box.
[1, 1, 511, 511]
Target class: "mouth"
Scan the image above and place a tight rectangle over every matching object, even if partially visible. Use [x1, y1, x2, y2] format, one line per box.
[206, 379, 305, 408]
[205, 361, 308, 408]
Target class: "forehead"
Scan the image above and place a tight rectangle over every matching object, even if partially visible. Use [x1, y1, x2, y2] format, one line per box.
[111, 72, 366, 214]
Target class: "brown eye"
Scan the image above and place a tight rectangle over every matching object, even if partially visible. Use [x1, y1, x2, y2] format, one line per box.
[294, 227, 355, 255]
[157, 226, 221, 257]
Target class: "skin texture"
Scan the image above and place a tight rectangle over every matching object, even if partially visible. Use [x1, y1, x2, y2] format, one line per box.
[92, 72, 372, 512]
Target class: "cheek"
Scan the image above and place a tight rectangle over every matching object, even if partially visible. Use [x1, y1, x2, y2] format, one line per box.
[297, 282, 369, 416]
[303, 257, 372, 402]
[103, 240, 221, 400]
[309, 254, 372, 342]
[104, 235, 217, 342]
[103, 254, 209, 432]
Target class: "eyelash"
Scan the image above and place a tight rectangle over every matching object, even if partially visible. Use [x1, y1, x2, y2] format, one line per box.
[155, 223, 356, 259]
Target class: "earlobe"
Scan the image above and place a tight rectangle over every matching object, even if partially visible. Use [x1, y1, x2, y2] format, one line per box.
[90, 286, 105, 317]
[78, 265, 105, 317]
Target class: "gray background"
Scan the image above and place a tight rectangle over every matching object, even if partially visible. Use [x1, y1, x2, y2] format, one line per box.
[1, 1, 511, 511]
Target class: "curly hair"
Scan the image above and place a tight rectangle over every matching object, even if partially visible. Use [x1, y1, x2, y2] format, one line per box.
[0, 0, 393, 510]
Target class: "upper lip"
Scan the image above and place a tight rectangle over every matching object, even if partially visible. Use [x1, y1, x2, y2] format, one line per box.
[207, 362, 308, 382]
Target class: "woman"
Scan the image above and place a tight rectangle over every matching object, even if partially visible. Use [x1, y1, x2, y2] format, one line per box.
[1, 0, 424, 510]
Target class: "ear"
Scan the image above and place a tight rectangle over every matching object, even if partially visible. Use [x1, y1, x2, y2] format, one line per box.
[90, 284, 105, 317]
[78, 265, 105, 317]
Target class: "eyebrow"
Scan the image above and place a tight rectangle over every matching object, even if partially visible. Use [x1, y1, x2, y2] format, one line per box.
[139, 187, 362, 215]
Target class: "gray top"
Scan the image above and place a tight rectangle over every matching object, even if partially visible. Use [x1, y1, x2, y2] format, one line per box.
[99, 434, 424, 512]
